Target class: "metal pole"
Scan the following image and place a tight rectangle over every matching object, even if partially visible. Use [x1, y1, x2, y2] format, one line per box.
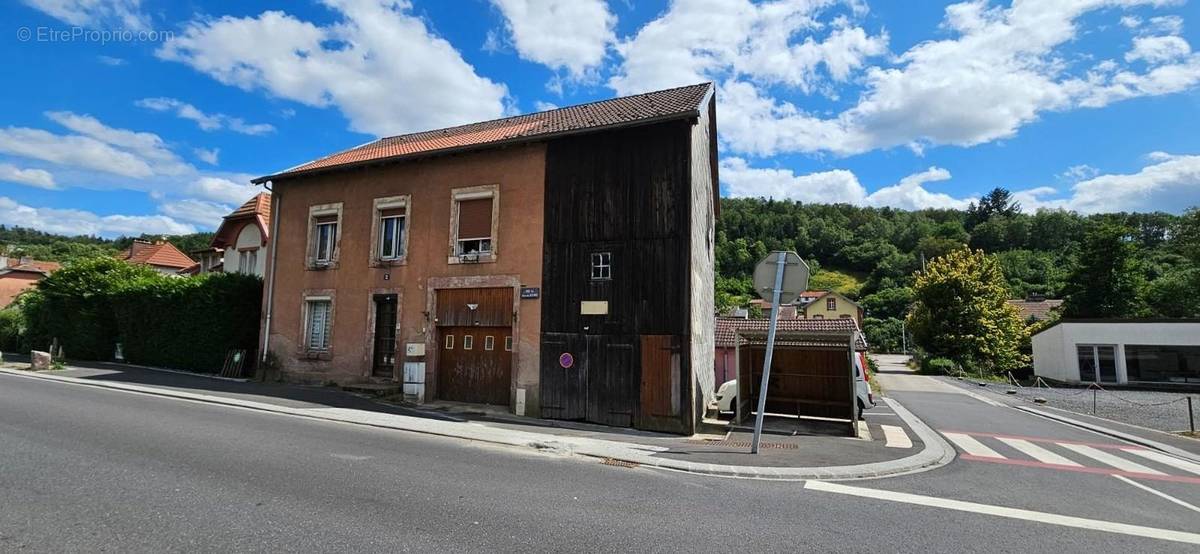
[1189, 397, 1195, 434]
[901, 319, 907, 355]
[1092, 386, 1097, 415]
[751, 253, 787, 454]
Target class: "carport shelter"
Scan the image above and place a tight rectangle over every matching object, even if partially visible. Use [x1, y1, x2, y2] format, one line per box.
[734, 318, 866, 437]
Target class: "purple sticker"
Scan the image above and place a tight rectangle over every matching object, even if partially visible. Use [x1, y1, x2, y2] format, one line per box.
[559, 352, 574, 369]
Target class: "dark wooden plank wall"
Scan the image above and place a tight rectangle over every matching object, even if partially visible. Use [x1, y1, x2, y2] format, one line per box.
[540, 121, 695, 433]
[738, 346, 854, 420]
[436, 287, 513, 327]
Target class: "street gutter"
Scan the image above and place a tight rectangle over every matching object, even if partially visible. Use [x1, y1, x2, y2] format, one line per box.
[0, 368, 954, 481]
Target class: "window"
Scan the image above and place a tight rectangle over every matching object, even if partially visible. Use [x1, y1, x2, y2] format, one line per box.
[826, 298, 837, 311]
[444, 334, 454, 350]
[839, 314, 852, 319]
[504, 336, 513, 351]
[463, 335, 474, 350]
[314, 216, 337, 263]
[305, 300, 332, 351]
[1076, 345, 1117, 382]
[591, 252, 612, 280]
[812, 314, 824, 319]
[379, 209, 406, 260]
[484, 336, 495, 351]
[449, 186, 498, 261]
[1126, 345, 1200, 383]
[237, 248, 258, 273]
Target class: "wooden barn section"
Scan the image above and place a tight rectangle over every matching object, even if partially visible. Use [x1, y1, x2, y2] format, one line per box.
[733, 319, 866, 437]
[539, 85, 718, 434]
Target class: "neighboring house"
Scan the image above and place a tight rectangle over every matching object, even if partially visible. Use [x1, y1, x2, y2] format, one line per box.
[798, 290, 863, 324]
[0, 256, 60, 307]
[205, 192, 272, 276]
[252, 83, 718, 434]
[1032, 319, 1200, 385]
[714, 316, 867, 385]
[1008, 294, 1063, 322]
[116, 239, 198, 274]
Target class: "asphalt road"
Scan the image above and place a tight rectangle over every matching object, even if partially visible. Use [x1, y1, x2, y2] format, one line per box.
[2, 369, 1198, 552]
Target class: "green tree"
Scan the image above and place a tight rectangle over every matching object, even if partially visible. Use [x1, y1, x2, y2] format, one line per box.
[1061, 222, 1146, 318]
[861, 286, 914, 320]
[965, 187, 1021, 229]
[907, 249, 1029, 374]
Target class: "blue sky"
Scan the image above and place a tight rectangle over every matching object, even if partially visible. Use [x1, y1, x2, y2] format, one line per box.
[2, 0, 1199, 237]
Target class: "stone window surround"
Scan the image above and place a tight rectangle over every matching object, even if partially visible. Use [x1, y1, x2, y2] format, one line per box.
[447, 184, 500, 265]
[369, 195, 412, 267]
[300, 290, 336, 360]
[306, 202, 343, 270]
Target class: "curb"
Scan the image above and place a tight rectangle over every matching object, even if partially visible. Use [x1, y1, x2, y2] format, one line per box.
[0, 368, 955, 481]
[1016, 406, 1200, 464]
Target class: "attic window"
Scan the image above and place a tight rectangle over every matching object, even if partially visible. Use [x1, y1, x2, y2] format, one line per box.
[591, 252, 611, 280]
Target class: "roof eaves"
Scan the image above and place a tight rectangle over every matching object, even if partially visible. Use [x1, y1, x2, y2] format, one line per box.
[252, 109, 702, 185]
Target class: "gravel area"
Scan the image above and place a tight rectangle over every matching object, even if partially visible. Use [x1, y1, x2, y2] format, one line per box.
[939, 376, 1199, 434]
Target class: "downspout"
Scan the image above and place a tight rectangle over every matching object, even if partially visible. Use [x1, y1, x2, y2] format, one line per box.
[260, 181, 280, 366]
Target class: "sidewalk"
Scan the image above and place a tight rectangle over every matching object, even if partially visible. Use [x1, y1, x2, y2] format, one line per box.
[0, 358, 953, 480]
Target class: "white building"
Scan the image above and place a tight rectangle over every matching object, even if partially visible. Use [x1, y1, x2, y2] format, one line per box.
[205, 192, 271, 277]
[1032, 320, 1200, 385]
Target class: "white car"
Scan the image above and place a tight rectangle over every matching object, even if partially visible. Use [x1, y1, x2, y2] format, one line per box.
[715, 354, 875, 417]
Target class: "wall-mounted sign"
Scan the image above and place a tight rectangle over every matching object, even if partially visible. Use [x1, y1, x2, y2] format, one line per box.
[520, 287, 540, 299]
[558, 352, 574, 369]
[580, 300, 608, 315]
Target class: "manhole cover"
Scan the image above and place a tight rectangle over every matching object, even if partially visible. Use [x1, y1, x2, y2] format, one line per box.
[600, 457, 640, 468]
[686, 440, 798, 450]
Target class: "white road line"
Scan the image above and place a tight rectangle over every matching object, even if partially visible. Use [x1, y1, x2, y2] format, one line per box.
[942, 432, 1004, 458]
[1113, 476, 1200, 514]
[1058, 443, 1165, 475]
[881, 425, 912, 449]
[804, 480, 1200, 546]
[1123, 449, 1200, 476]
[997, 438, 1081, 466]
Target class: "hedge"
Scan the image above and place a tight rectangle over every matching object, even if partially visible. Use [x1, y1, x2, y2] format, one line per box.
[20, 257, 262, 372]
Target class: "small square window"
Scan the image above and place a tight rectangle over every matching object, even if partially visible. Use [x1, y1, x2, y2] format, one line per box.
[463, 335, 474, 350]
[826, 298, 837, 311]
[591, 252, 611, 280]
[444, 334, 454, 350]
[484, 336, 495, 351]
[504, 336, 513, 351]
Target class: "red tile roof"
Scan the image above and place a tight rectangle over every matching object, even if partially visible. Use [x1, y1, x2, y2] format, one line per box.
[212, 192, 272, 249]
[253, 83, 714, 183]
[715, 317, 867, 350]
[1007, 298, 1064, 321]
[117, 240, 196, 270]
[1, 258, 61, 275]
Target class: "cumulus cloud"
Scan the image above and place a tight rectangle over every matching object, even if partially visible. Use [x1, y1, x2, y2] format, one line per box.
[136, 97, 276, 135]
[615, 0, 1200, 157]
[0, 196, 194, 237]
[184, 176, 258, 205]
[157, 0, 509, 137]
[44, 110, 192, 176]
[23, 0, 149, 30]
[193, 147, 219, 165]
[158, 198, 234, 226]
[489, 0, 616, 81]
[0, 126, 156, 178]
[721, 158, 971, 210]
[0, 164, 57, 190]
[1054, 153, 1200, 213]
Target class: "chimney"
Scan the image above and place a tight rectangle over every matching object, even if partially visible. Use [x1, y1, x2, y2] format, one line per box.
[1026, 293, 1046, 302]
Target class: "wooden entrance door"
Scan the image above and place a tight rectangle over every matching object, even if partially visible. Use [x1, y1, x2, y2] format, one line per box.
[371, 294, 398, 378]
[434, 287, 514, 406]
[437, 326, 512, 405]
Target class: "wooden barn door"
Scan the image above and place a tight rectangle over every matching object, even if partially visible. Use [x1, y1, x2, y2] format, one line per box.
[586, 337, 635, 428]
[435, 287, 514, 406]
[539, 333, 587, 420]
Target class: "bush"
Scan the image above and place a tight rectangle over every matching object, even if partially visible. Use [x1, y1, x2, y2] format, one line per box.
[0, 307, 25, 352]
[921, 357, 959, 375]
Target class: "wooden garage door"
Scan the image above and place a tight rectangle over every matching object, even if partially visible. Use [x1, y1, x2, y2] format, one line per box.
[438, 326, 512, 406]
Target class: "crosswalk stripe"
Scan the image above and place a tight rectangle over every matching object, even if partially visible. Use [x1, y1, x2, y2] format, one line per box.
[943, 432, 1004, 458]
[997, 438, 1081, 466]
[881, 425, 912, 449]
[1058, 444, 1165, 475]
[1123, 449, 1200, 476]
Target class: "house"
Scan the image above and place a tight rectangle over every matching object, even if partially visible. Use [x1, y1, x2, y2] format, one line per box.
[714, 316, 867, 385]
[252, 83, 718, 434]
[797, 290, 863, 324]
[116, 239, 198, 274]
[1032, 319, 1200, 385]
[749, 290, 863, 325]
[1007, 294, 1063, 322]
[201, 192, 272, 276]
[0, 256, 60, 307]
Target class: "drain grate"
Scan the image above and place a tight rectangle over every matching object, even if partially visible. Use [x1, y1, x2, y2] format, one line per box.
[686, 440, 799, 449]
[600, 457, 640, 468]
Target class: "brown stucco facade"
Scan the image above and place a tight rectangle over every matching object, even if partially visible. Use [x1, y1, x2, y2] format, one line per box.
[0, 272, 45, 308]
[261, 144, 545, 414]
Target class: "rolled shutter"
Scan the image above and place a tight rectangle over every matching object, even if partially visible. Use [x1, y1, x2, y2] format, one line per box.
[457, 198, 493, 239]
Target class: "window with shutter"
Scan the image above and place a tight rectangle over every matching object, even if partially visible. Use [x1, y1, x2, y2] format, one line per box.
[455, 197, 493, 255]
[306, 300, 332, 351]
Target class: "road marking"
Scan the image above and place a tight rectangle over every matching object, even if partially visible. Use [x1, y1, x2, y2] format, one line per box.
[937, 430, 1144, 451]
[804, 480, 1200, 546]
[997, 438, 1081, 466]
[1058, 444, 1165, 475]
[958, 455, 1200, 484]
[881, 425, 912, 449]
[1113, 476, 1200, 514]
[1123, 449, 1200, 476]
[942, 432, 1004, 458]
